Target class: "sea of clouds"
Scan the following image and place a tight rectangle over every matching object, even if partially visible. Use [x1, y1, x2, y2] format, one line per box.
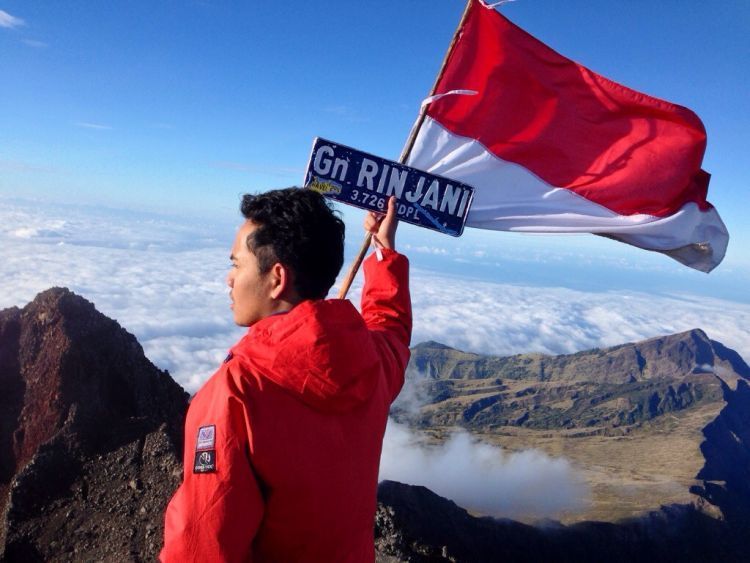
[379, 421, 588, 519]
[2, 197, 749, 518]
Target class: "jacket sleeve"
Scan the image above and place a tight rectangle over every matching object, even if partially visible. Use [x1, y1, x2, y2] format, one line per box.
[160, 369, 264, 563]
[361, 248, 412, 401]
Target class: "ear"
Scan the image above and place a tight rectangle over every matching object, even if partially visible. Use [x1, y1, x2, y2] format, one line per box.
[268, 262, 289, 300]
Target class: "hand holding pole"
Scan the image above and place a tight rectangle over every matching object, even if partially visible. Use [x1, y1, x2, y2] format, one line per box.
[336, 0, 473, 300]
[337, 197, 397, 299]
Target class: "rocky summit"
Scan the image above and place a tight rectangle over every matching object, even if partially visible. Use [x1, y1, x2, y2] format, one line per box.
[1, 288, 749, 562]
[0, 288, 188, 562]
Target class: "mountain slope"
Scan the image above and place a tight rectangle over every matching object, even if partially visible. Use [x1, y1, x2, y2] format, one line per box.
[402, 329, 746, 430]
[396, 331, 750, 523]
[2, 289, 749, 560]
[0, 288, 189, 561]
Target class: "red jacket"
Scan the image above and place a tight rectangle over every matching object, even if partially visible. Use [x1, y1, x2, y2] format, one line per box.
[160, 250, 411, 562]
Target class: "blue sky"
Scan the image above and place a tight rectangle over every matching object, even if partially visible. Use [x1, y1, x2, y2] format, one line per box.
[1, 1, 748, 328]
[2, 2, 749, 515]
[2, 1, 747, 216]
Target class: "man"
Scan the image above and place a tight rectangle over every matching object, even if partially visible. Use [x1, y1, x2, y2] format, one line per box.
[160, 188, 411, 562]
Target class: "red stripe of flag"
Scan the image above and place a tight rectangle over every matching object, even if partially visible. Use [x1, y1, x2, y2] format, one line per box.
[426, 0, 712, 218]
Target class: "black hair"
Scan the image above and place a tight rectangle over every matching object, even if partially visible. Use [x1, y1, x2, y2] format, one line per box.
[240, 187, 345, 300]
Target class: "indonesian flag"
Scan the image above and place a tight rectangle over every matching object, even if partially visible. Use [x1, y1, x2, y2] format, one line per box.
[406, 0, 728, 272]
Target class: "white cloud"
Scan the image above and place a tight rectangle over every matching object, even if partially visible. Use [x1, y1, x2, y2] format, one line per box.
[382, 366, 588, 518]
[0, 200, 242, 393]
[2, 198, 748, 518]
[0, 9, 24, 28]
[379, 420, 588, 519]
[75, 121, 113, 130]
[22, 39, 47, 48]
[403, 244, 448, 255]
[11, 226, 63, 238]
[2, 198, 749, 398]
[397, 273, 750, 364]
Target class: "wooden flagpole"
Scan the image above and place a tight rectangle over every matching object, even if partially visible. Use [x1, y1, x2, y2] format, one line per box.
[337, 0, 474, 299]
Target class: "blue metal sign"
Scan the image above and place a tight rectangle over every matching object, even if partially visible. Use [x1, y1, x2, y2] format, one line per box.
[303, 137, 474, 237]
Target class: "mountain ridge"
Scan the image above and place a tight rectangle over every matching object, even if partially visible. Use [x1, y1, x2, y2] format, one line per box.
[409, 328, 749, 383]
[398, 329, 748, 434]
[0, 288, 188, 561]
[1, 288, 749, 561]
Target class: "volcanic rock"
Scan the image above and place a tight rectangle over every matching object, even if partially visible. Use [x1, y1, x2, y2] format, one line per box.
[0, 288, 188, 562]
[375, 480, 746, 562]
[692, 377, 750, 533]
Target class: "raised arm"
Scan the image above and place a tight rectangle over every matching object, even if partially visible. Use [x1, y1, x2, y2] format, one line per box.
[361, 197, 412, 401]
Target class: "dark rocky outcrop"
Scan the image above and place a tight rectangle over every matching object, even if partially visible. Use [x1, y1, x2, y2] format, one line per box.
[692, 378, 750, 535]
[375, 480, 746, 563]
[0, 288, 189, 562]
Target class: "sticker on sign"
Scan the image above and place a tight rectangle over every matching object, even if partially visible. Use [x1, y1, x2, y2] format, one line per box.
[303, 137, 474, 237]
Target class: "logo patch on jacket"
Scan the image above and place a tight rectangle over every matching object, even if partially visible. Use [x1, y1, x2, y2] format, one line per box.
[193, 450, 216, 474]
[194, 425, 216, 473]
[196, 425, 215, 450]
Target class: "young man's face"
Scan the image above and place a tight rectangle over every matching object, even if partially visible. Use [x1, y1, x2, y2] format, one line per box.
[227, 221, 277, 327]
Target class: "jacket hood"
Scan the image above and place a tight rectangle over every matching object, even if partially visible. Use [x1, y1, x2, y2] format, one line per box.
[230, 299, 381, 413]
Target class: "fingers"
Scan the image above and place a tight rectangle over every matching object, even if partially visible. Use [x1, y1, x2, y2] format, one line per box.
[363, 197, 398, 250]
[364, 197, 392, 229]
[380, 196, 398, 235]
[364, 212, 381, 234]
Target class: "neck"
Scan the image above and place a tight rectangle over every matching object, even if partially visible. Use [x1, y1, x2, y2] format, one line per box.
[269, 295, 302, 316]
